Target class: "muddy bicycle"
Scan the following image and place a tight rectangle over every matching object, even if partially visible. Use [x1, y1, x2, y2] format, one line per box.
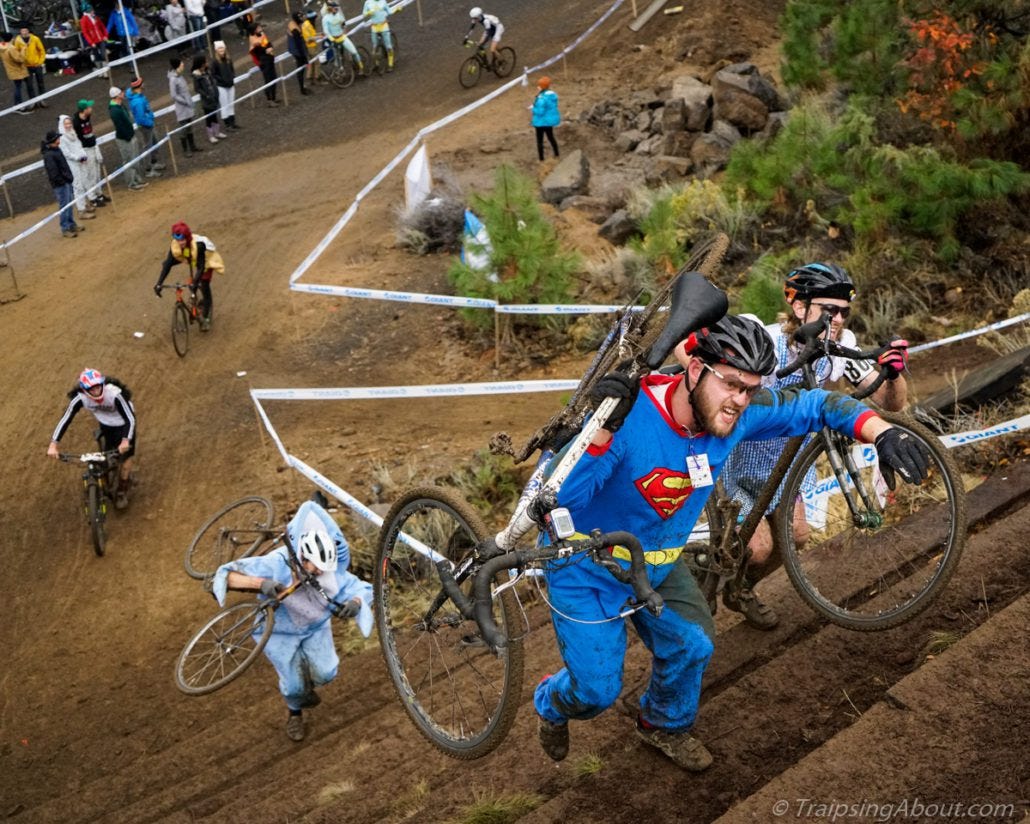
[320, 38, 372, 87]
[458, 40, 515, 88]
[368, 29, 398, 76]
[166, 282, 210, 358]
[373, 236, 731, 759]
[58, 445, 121, 556]
[683, 314, 966, 632]
[183, 495, 278, 581]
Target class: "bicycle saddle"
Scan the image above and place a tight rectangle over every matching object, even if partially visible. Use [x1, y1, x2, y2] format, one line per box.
[645, 272, 728, 369]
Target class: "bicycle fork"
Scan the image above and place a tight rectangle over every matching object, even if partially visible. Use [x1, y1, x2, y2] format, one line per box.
[817, 429, 884, 528]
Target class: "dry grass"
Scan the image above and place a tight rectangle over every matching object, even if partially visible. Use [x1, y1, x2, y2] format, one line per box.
[449, 791, 544, 824]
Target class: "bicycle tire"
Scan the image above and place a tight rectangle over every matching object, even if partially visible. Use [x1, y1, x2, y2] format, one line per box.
[458, 55, 481, 88]
[87, 482, 106, 557]
[172, 302, 190, 358]
[184, 496, 276, 580]
[372, 42, 387, 76]
[328, 56, 353, 88]
[492, 46, 516, 78]
[777, 412, 966, 631]
[375, 486, 524, 759]
[175, 600, 276, 695]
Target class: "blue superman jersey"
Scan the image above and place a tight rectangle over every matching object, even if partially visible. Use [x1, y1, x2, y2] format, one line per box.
[556, 374, 875, 579]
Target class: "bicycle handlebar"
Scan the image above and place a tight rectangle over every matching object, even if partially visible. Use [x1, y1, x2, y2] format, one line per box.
[57, 450, 120, 464]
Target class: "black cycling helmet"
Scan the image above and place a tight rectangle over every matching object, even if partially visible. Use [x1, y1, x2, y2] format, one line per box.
[683, 314, 776, 376]
[783, 262, 855, 303]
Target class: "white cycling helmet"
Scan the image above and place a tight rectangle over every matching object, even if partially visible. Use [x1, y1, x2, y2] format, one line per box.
[298, 529, 338, 573]
[469, 7, 482, 18]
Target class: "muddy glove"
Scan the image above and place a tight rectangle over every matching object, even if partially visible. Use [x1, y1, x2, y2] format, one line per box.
[331, 598, 361, 619]
[153, 284, 163, 297]
[877, 339, 909, 380]
[259, 578, 281, 598]
[590, 370, 639, 433]
[874, 428, 930, 490]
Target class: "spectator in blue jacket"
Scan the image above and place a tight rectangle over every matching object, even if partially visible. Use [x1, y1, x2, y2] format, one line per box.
[107, 0, 141, 57]
[126, 76, 165, 178]
[531, 75, 560, 162]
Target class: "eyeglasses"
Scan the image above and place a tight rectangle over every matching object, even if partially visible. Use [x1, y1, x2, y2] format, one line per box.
[812, 303, 851, 320]
[700, 362, 763, 399]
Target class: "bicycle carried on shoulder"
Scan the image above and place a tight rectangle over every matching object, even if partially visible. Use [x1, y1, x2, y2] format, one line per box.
[373, 235, 731, 759]
[183, 495, 278, 582]
[458, 40, 515, 88]
[684, 314, 966, 632]
[167, 282, 210, 358]
[57, 444, 121, 556]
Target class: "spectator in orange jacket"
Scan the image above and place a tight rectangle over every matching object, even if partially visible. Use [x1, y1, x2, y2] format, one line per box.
[18, 25, 48, 104]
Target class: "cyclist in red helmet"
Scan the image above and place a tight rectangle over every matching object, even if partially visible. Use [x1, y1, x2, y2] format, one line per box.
[153, 221, 225, 331]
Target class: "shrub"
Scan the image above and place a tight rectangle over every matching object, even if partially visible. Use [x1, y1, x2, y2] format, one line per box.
[735, 250, 798, 322]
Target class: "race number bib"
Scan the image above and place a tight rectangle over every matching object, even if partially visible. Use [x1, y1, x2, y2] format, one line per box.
[842, 357, 875, 386]
[687, 453, 714, 488]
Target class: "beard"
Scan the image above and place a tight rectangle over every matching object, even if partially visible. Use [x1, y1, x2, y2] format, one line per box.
[690, 378, 746, 438]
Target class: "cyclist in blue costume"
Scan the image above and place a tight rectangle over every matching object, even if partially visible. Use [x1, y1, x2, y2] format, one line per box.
[362, 0, 397, 71]
[534, 314, 929, 770]
[720, 263, 909, 629]
[212, 499, 373, 741]
[322, 1, 364, 74]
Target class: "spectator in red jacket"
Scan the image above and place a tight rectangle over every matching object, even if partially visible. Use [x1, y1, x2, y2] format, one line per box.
[79, 3, 110, 77]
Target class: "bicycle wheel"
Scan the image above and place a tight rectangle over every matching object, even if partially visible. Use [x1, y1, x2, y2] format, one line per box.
[372, 42, 387, 76]
[87, 482, 107, 557]
[777, 412, 966, 631]
[175, 600, 275, 695]
[185, 496, 276, 580]
[172, 302, 190, 358]
[492, 46, 516, 78]
[375, 486, 524, 759]
[458, 55, 481, 88]
[682, 491, 724, 613]
[328, 55, 354, 88]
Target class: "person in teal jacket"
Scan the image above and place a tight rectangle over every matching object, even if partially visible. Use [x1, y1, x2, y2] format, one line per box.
[531, 75, 560, 161]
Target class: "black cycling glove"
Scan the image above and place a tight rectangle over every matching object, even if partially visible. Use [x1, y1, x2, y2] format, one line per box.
[874, 428, 930, 490]
[332, 598, 361, 619]
[153, 284, 162, 297]
[259, 578, 281, 598]
[590, 371, 639, 433]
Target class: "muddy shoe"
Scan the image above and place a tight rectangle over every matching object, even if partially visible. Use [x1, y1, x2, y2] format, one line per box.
[286, 712, 306, 742]
[538, 716, 569, 762]
[297, 691, 321, 709]
[636, 721, 712, 772]
[722, 584, 779, 630]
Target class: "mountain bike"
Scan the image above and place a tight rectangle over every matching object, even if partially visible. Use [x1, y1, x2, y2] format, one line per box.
[684, 315, 966, 631]
[368, 29, 398, 76]
[58, 446, 121, 556]
[374, 235, 731, 759]
[184, 495, 277, 581]
[458, 40, 515, 88]
[168, 282, 210, 358]
[321, 39, 371, 87]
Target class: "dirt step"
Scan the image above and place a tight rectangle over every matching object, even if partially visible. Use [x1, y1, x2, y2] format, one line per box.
[716, 593, 1030, 822]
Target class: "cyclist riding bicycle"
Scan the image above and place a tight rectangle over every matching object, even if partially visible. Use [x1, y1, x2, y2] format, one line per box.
[362, 0, 397, 72]
[153, 221, 224, 331]
[533, 314, 929, 771]
[322, 0, 364, 73]
[47, 368, 137, 509]
[719, 262, 909, 630]
[465, 7, 503, 64]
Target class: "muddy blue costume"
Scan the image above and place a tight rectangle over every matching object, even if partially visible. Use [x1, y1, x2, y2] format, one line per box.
[212, 501, 373, 710]
[534, 373, 874, 731]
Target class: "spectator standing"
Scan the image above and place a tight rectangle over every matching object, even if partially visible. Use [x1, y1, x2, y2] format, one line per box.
[165, 0, 189, 42]
[183, 0, 207, 50]
[41, 130, 83, 238]
[18, 26, 47, 105]
[168, 56, 202, 157]
[286, 13, 311, 96]
[248, 23, 279, 107]
[108, 86, 148, 190]
[79, 3, 110, 76]
[531, 75, 560, 162]
[0, 31, 34, 114]
[301, 10, 321, 86]
[72, 99, 107, 207]
[126, 76, 165, 178]
[204, 0, 223, 41]
[106, 1, 141, 58]
[191, 53, 226, 144]
[211, 40, 240, 130]
[57, 114, 97, 220]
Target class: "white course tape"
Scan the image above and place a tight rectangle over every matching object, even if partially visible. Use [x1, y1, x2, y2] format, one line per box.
[289, 282, 497, 308]
[251, 379, 579, 401]
[909, 313, 1030, 353]
[937, 413, 1030, 448]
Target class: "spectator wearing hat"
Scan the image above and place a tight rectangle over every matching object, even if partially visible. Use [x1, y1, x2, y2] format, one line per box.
[79, 3, 110, 76]
[109, 86, 148, 190]
[286, 13, 311, 96]
[126, 77, 165, 178]
[212, 41, 241, 131]
[73, 99, 107, 207]
[531, 76, 560, 162]
[168, 56, 202, 157]
[0, 31, 35, 114]
[57, 113, 97, 220]
[18, 25, 47, 105]
[191, 53, 226, 144]
[41, 130, 85, 238]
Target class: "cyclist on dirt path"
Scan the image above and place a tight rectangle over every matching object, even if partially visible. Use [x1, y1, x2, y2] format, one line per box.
[362, 0, 397, 71]
[534, 314, 930, 772]
[153, 221, 224, 331]
[464, 7, 503, 64]
[719, 263, 910, 630]
[322, 1, 364, 74]
[47, 368, 137, 509]
[211, 498, 373, 742]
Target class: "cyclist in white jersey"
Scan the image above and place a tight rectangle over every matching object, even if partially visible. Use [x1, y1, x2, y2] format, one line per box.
[720, 263, 909, 629]
[465, 7, 503, 64]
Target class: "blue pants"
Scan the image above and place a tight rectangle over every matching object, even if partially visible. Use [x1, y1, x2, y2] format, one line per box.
[261, 621, 339, 711]
[534, 558, 714, 732]
[54, 183, 75, 232]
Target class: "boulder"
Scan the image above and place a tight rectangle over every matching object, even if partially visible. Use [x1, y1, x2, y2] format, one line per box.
[661, 97, 686, 133]
[635, 109, 654, 133]
[671, 75, 713, 131]
[690, 133, 733, 171]
[630, 90, 665, 110]
[558, 195, 613, 224]
[598, 209, 637, 245]
[645, 155, 694, 184]
[761, 111, 789, 140]
[713, 66, 785, 112]
[662, 130, 697, 157]
[614, 129, 647, 152]
[633, 133, 665, 156]
[541, 150, 590, 205]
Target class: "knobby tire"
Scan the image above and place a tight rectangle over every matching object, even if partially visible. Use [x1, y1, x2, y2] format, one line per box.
[175, 600, 276, 695]
[172, 302, 189, 358]
[184, 496, 276, 580]
[492, 47, 516, 78]
[87, 482, 106, 557]
[459, 55, 481, 88]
